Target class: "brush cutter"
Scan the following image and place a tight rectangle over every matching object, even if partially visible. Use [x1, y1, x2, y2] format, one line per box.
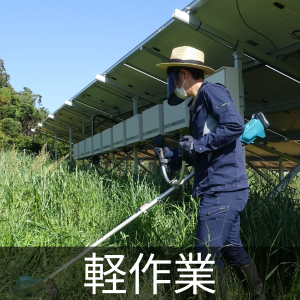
[13, 165, 194, 298]
[13, 112, 269, 299]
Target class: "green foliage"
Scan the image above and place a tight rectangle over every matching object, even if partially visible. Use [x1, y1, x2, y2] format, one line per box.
[0, 59, 10, 88]
[0, 150, 299, 298]
[0, 59, 51, 154]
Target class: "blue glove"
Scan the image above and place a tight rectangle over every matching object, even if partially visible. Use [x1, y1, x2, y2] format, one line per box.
[178, 135, 195, 160]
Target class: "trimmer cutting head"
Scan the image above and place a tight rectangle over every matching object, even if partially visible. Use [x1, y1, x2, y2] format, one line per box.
[13, 276, 44, 298]
[13, 276, 60, 299]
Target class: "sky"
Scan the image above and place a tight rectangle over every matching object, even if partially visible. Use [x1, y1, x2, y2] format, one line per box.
[2, 0, 189, 113]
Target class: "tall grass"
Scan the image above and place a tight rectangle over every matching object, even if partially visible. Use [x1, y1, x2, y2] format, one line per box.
[0, 148, 299, 299]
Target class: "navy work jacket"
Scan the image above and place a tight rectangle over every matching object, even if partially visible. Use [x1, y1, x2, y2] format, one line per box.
[169, 80, 249, 197]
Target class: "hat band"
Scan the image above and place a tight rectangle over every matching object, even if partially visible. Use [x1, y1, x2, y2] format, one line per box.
[169, 58, 204, 66]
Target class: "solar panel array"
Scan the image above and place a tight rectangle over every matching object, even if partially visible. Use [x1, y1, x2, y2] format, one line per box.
[34, 0, 300, 171]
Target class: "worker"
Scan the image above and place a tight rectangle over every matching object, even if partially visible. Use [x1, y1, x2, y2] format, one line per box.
[153, 46, 266, 300]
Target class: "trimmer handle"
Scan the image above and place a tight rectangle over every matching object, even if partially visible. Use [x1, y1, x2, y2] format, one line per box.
[152, 134, 169, 167]
[158, 148, 169, 167]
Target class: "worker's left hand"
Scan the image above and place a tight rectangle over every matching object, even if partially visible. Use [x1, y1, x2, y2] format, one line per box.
[178, 135, 195, 160]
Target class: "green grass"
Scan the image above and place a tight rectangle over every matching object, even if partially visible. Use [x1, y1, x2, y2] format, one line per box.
[0, 148, 300, 299]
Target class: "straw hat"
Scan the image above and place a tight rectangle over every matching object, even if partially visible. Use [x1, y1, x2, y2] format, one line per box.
[156, 46, 215, 75]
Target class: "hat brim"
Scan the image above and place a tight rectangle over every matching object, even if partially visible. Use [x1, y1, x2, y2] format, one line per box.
[156, 62, 215, 75]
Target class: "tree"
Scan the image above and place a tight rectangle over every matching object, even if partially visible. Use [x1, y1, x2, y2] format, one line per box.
[0, 59, 51, 154]
[0, 59, 10, 88]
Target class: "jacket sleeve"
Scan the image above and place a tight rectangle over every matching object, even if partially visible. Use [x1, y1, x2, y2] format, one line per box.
[193, 84, 245, 154]
[168, 148, 194, 172]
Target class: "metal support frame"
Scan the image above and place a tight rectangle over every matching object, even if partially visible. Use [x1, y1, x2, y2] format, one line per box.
[243, 40, 300, 72]
[269, 160, 300, 199]
[233, 46, 246, 163]
[105, 150, 134, 175]
[33, 128, 70, 144]
[138, 162, 150, 173]
[48, 114, 81, 130]
[245, 155, 300, 162]
[45, 133, 48, 152]
[82, 114, 85, 140]
[245, 100, 300, 119]
[134, 147, 138, 174]
[69, 127, 72, 163]
[253, 143, 300, 164]
[140, 150, 156, 158]
[65, 100, 111, 119]
[55, 133, 58, 161]
[129, 155, 150, 173]
[133, 96, 139, 175]
[140, 46, 169, 62]
[172, 9, 300, 82]
[96, 74, 160, 105]
[246, 160, 275, 187]
[278, 156, 284, 181]
[233, 47, 245, 118]
[37, 123, 81, 139]
[180, 129, 185, 196]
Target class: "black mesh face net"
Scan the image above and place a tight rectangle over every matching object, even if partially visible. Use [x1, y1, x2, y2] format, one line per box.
[167, 67, 186, 106]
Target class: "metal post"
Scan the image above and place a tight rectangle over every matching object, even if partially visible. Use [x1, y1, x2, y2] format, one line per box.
[133, 96, 138, 175]
[112, 152, 115, 170]
[133, 96, 138, 116]
[134, 147, 138, 175]
[279, 156, 284, 181]
[180, 129, 185, 197]
[91, 116, 94, 136]
[233, 46, 245, 163]
[154, 157, 157, 184]
[55, 133, 58, 161]
[233, 47, 245, 118]
[82, 114, 85, 140]
[45, 133, 48, 151]
[69, 127, 72, 163]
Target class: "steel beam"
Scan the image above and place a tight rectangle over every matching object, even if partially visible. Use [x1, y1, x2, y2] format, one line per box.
[245, 101, 300, 117]
[129, 155, 150, 173]
[140, 150, 156, 158]
[65, 100, 98, 117]
[48, 114, 81, 130]
[269, 160, 300, 199]
[37, 123, 81, 138]
[246, 160, 275, 186]
[253, 143, 300, 163]
[243, 41, 300, 72]
[140, 46, 169, 63]
[95, 74, 160, 105]
[172, 9, 300, 82]
[246, 155, 300, 162]
[33, 129, 72, 144]
[105, 150, 133, 175]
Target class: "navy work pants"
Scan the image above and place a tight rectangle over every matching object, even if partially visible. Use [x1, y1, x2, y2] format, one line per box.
[195, 189, 250, 269]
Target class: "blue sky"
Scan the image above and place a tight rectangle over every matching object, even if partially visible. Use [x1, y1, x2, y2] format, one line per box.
[2, 0, 188, 113]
